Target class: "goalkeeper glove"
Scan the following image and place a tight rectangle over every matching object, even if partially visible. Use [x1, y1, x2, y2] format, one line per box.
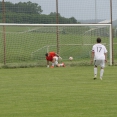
[58, 56, 62, 60]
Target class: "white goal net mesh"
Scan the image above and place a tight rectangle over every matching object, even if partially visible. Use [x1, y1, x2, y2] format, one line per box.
[0, 24, 111, 67]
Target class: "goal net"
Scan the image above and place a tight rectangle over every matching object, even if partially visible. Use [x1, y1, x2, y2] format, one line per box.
[0, 23, 112, 67]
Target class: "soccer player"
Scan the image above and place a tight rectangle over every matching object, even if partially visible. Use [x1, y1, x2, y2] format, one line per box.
[45, 51, 65, 68]
[91, 37, 107, 80]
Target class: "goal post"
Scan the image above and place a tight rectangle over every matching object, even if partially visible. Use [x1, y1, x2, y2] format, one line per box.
[0, 23, 112, 67]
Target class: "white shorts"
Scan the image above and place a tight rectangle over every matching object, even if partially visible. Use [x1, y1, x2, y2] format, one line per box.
[53, 56, 58, 65]
[94, 60, 105, 68]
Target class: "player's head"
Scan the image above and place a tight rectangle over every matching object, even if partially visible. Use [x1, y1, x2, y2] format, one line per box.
[45, 53, 48, 57]
[97, 37, 101, 43]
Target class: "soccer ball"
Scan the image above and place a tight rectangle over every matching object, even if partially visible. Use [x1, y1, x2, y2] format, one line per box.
[69, 57, 73, 60]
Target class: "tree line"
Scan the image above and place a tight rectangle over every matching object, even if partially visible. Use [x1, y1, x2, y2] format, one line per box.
[0, 1, 79, 24]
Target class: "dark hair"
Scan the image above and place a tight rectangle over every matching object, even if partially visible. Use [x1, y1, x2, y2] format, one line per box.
[97, 37, 101, 43]
[45, 53, 48, 56]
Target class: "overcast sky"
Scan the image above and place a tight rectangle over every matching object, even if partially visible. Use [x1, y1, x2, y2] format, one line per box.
[5, 0, 117, 20]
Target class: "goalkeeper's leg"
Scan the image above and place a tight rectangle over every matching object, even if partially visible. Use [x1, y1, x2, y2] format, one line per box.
[57, 63, 65, 67]
[53, 57, 65, 67]
[50, 56, 58, 68]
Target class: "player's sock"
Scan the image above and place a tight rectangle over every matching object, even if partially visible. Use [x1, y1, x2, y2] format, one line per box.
[59, 63, 63, 66]
[52, 63, 54, 67]
[59, 63, 65, 67]
[100, 69, 104, 78]
[94, 68, 97, 77]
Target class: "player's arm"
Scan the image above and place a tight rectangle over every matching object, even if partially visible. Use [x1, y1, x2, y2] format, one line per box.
[55, 53, 60, 57]
[55, 53, 62, 60]
[104, 53, 107, 62]
[104, 47, 108, 62]
[91, 51, 94, 64]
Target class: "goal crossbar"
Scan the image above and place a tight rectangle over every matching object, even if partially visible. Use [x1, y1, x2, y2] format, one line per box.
[0, 23, 111, 26]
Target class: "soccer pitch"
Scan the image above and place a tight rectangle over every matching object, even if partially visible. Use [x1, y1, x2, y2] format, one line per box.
[0, 66, 117, 117]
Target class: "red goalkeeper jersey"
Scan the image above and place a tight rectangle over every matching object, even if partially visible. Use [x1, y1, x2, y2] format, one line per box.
[46, 52, 56, 61]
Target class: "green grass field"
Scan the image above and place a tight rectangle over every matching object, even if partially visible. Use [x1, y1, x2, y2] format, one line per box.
[0, 66, 117, 117]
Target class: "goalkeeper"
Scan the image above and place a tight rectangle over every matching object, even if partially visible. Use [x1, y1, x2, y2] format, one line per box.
[45, 51, 65, 68]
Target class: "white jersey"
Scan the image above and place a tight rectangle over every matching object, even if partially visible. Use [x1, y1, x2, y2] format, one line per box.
[92, 43, 107, 60]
